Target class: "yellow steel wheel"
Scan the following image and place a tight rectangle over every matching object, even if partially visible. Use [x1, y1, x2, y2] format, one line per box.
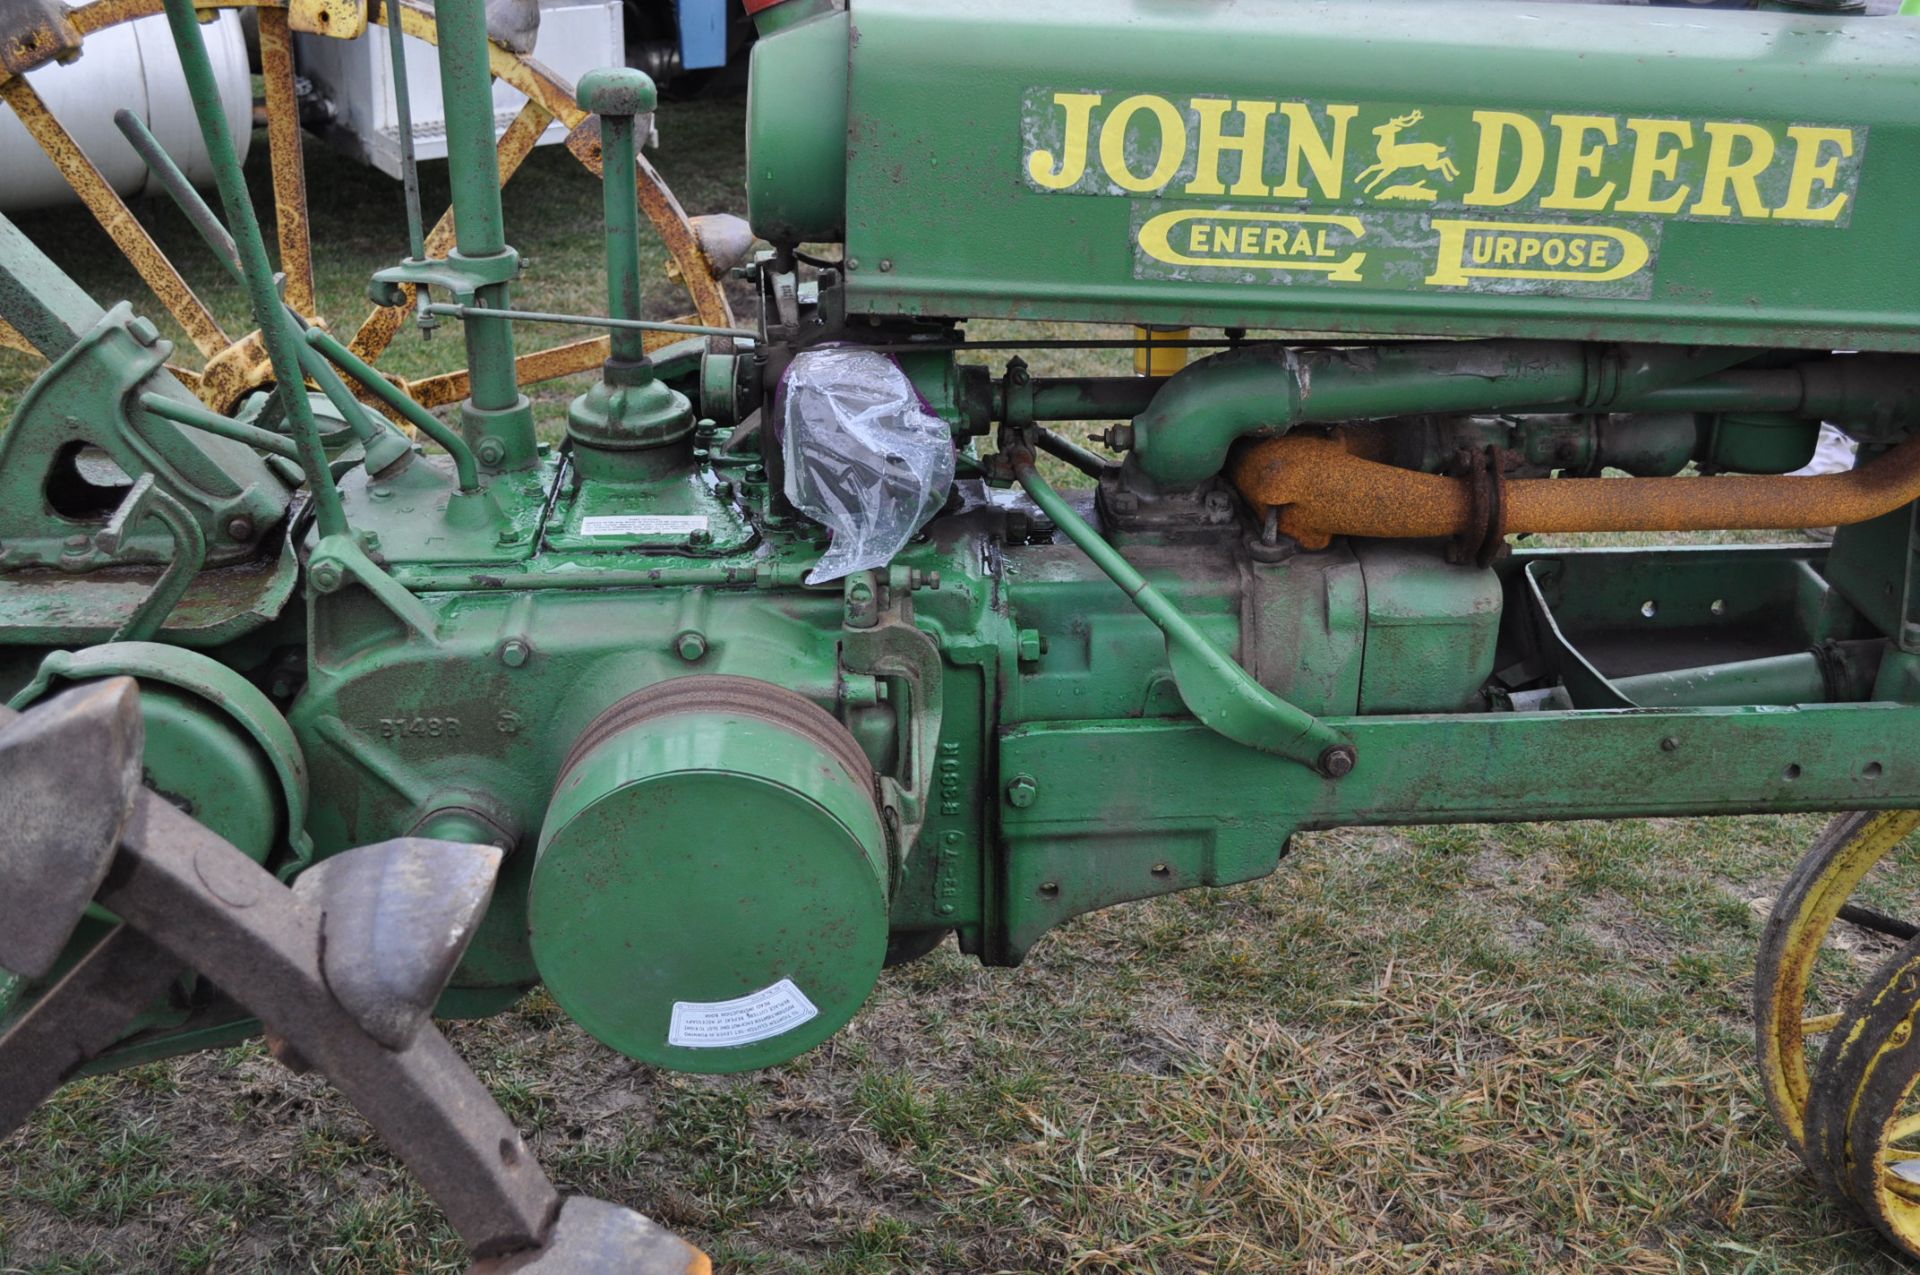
[1755, 811, 1920, 1156]
[0, 0, 734, 414]
[1802, 935, 1920, 1258]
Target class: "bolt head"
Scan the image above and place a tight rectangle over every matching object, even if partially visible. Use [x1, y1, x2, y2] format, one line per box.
[309, 561, 344, 593]
[500, 638, 531, 668]
[127, 316, 161, 347]
[1005, 775, 1039, 808]
[476, 436, 508, 467]
[676, 631, 708, 662]
[1318, 744, 1358, 779]
[226, 516, 255, 542]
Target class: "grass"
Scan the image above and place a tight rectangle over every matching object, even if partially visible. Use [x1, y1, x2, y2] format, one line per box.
[3, 87, 1918, 1275]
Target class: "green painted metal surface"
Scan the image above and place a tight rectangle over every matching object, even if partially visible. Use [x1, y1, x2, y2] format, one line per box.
[824, 0, 1920, 349]
[531, 694, 889, 1073]
[5, 0, 1920, 1095]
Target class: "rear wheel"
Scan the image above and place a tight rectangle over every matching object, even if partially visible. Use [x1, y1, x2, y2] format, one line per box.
[0, 0, 734, 413]
[1754, 810, 1920, 1258]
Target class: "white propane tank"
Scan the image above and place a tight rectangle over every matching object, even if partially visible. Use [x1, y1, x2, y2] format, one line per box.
[0, 10, 252, 212]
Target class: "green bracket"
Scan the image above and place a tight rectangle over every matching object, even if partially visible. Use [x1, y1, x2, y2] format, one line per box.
[842, 592, 946, 862]
[97, 476, 206, 643]
[370, 250, 521, 308]
[1011, 452, 1352, 777]
[9, 642, 314, 872]
[308, 533, 441, 642]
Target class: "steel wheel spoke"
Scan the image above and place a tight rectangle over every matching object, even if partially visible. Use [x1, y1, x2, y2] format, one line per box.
[0, 317, 33, 356]
[257, 6, 315, 316]
[0, 76, 230, 358]
[1885, 1113, 1920, 1150]
[15, 0, 722, 424]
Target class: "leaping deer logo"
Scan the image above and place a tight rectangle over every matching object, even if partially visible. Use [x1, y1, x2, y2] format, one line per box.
[1355, 111, 1459, 201]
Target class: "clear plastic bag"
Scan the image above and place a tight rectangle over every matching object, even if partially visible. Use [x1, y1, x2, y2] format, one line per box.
[780, 349, 956, 585]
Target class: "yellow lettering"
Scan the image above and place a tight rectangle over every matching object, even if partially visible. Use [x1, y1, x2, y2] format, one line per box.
[1189, 224, 1211, 254]
[1541, 114, 1619, 211]
[1494, 238, 1517, 265]
[1616, 118, 1694, 214]
[1777, 125, 1854, 222]
[1691, 122, 1775, 218]
[1185, 98, 1277, 197]
[1098, 94, 1188, 193]
[1590, 240, 1612, 270]
[1464, 111, 1546, 208]
[1026, 92, 1102, 190]
[1272, 102, 1357, 199]
[1264, 226, 1288, 255]
[1568, 240, 1587, 267]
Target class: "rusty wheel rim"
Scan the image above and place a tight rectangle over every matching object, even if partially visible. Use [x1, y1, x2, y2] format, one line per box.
[1755, 810, 1920, 1155]
[0, 0, 734, 414]
[1799, 933, 1920, 1258]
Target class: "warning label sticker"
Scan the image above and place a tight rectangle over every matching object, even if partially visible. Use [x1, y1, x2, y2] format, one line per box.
[581, 514, 710, 537]
[668, 979, 820, 1049]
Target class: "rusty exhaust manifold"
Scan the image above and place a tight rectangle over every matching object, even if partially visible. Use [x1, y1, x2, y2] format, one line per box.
[1232, 427, 1920, 551]
[1175, 345, 1920, 551]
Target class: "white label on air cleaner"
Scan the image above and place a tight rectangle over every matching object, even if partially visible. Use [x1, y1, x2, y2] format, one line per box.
[668, 979, 820, 1048]
[581, 514, 710, 537]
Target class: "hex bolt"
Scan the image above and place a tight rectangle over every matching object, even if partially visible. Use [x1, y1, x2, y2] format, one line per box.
[476, 436, 508, 467]
[1005, 774, 1039, 808]
[1016, 629, 1045, 663]
[309, 560, 345, 593]
[127, 315, 161, 347]
[499, 638, 531, 668]
[675, 631, 708, 662]
[225, 515, 255, 542]
[1318, 744, 1358, 779]
[688, 528, 713, 548]
[714, 480, 735, 501]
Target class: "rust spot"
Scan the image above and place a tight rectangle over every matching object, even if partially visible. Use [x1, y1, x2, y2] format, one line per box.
[0, 75, 230, 359]
[1233, 427, 1920, 547]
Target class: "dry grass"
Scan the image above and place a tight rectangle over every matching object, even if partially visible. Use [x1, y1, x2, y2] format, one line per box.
[2, 96, 1917, 1275]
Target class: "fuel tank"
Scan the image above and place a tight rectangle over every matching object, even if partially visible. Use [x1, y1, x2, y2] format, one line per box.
[748, 0, 1920, 350]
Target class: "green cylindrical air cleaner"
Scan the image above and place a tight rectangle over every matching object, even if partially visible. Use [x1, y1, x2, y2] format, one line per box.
[530, 676, 890, 1074]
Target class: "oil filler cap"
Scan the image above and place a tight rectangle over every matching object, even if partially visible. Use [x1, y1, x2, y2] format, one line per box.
[530, 676, 889, 1074]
